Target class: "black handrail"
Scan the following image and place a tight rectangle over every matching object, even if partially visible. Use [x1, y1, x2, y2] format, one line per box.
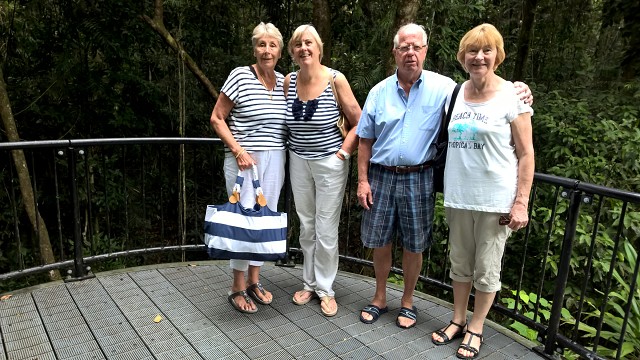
[1, 138, 638, 360]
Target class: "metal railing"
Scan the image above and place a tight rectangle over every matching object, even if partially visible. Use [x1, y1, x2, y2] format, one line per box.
[1, 138, 638, 360]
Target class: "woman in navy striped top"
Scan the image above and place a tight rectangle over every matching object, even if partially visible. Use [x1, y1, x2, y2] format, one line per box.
[210, 23, 287, 314]
[285, 25, 361, 317]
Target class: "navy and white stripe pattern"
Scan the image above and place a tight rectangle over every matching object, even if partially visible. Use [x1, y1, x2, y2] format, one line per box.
[286, 69, 344, 159]
[221, 66, 288, 152]
[204, 167, 287, 261]
[204, 202, 287, 261]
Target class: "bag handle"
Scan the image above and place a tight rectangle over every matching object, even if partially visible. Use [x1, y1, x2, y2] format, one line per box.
[229, 165, 267, 207]
[328, 71, 342, 110]
[435, 83, 463, 148]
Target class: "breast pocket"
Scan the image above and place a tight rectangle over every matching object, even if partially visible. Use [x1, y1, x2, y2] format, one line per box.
[418, 106, 443, 131]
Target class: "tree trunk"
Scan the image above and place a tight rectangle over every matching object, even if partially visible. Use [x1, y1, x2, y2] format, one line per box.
[0, 67, 60, 281]
[142, 0, 219, 100]
[620, 1, 640, 81]
[385, 0, 420, 75]
[512, 0, 539, 81]
[313, 0, 332, 67]
[594, 0, 620, 54]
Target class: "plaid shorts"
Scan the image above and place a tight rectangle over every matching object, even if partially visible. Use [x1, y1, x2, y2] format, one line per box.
[361, 164, 435, 253]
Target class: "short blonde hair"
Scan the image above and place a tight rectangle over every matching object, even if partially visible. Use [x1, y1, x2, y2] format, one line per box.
[251, 22, 284, 52]
[287, 24, 324, 62]
[457, 23, 505, 71]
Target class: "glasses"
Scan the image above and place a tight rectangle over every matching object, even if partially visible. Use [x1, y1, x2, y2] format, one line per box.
[396, 44, 426, 53]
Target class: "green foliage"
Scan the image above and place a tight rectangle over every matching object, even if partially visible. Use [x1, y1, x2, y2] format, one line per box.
[534, 86, 640, 192]
[501, 290, 553, 341]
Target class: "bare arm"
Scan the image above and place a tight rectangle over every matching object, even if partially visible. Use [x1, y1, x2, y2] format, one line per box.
[357, 138, 374, 210]
[209, 93, 254, 170]
[284, 73, 290, 98]
[508, 112, 535, 230]
[335, 73, 362, 155]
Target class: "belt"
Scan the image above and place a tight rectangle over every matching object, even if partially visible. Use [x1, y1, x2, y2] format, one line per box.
[379, 162, 431, 174]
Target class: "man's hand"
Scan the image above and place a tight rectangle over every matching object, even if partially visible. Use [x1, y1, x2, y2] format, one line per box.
[514, 81, 533, 106]
[357, 181, 373, 210]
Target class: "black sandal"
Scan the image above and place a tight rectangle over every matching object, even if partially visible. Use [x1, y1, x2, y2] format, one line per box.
[432, 320, 467, 345]
[395, 306, 418, 329]
[456, 330, 483, 359]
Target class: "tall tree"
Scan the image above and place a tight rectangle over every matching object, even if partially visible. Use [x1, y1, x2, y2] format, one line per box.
[0, 67, 59, 281]
[512, 0, 539, 81]
[142, 0, 218, 100]
[619, 1, 640, 80]
[384, 0, 419, 75]
[313, 0, 332, 66]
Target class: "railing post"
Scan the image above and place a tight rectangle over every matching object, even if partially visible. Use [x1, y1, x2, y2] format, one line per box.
[535, 187, 583, 359]
[65, 147, 93, 281]
[276, 155, 296, 267]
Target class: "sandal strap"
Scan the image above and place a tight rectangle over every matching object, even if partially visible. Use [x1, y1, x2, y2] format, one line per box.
[362, 305, 381, 315]
[450, 320, 466, 329]
[229, 290, 254, 305]
[458, 344, 479, 356]
[321, 296, 334, 304]
[465, 330, 483, 342]
[435, 321, 466, 342]
[458, 330, 483, 356]
[249, 282, 266, 295]
[398, 306, 417, 320]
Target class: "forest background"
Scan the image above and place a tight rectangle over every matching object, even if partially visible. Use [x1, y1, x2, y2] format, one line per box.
[1, 0, 639, 359]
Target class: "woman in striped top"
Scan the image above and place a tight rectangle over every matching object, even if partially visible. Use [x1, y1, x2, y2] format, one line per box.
[285, 25, 361, 317]
[210, 22, 287, 314]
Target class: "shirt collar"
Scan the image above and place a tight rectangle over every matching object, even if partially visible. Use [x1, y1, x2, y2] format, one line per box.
[394, 69, 425, 89]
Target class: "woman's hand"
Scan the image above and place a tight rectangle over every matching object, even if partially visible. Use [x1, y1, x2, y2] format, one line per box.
[508, 203, 529, 231]
[234, 148, 256, 171]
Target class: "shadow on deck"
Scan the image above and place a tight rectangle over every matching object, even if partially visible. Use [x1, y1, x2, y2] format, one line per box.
[0, 262, 544, 360]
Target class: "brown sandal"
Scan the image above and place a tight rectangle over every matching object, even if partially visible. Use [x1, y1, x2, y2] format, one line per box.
[292, 290, 317, 305]
[247, 283, 272, 305]
[227, 290, 257, 314]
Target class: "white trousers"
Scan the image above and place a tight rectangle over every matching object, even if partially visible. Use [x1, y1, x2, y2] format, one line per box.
[289, 151, 349, 297]
[224, 150, 286, 272]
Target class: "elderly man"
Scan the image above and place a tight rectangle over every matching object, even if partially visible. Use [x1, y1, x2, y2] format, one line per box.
[356, 23, 531, 329]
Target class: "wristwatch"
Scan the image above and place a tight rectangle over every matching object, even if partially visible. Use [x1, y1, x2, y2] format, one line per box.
[338, 149, 351, 160]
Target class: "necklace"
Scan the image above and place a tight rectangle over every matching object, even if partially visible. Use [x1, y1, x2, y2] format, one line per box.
[257, 70, 274, 100]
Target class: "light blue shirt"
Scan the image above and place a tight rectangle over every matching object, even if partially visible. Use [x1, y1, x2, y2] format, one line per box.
[356, 70, 455, 166]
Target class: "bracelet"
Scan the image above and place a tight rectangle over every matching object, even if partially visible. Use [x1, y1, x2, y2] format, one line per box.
[338, 149, 351, 160]
[235, 149, 246, 159]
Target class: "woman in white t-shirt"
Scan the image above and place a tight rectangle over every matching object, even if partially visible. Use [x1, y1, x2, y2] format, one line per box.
[431, 24, 534, 360]
[209, 22, 287, 314]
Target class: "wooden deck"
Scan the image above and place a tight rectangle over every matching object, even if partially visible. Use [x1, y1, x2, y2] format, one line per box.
[0, 262, 544, 360]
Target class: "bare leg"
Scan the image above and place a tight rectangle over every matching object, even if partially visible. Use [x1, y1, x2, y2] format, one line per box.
[360, 244, 392, 321]
[432, 280, 472, 342]
[396, 250, 422, 328]
[230, 270, 255, 312]
[458, 289, 495, 357]
[247, 265, 272, 303]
